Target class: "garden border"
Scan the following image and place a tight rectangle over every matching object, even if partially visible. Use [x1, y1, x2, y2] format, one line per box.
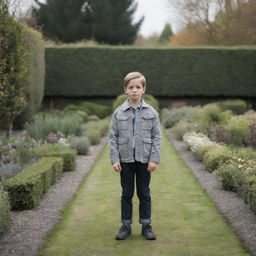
[0, 137, 108, 256]
[166, 129, 256, 256]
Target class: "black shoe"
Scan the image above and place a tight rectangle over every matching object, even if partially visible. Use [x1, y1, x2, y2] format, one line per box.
[115, 224, 131, 240]
[141, 224, 156, 240]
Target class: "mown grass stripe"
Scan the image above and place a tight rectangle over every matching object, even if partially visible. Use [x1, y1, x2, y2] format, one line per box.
[39, 129, 249, 256]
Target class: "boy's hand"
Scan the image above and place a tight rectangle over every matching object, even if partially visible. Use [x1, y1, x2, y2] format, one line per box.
[147, 162, 158, 172]
[112, 162, 122, 172]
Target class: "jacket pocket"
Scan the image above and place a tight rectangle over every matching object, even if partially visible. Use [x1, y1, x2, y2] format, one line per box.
[117, 115, 130, 130]
[118, 137, 129, 158]
[141, 114, 154, 130]
[142, 137, 152, 157]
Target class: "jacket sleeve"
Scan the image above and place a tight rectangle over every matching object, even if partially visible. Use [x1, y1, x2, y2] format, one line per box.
[108, 109, 120, 164]
[149, 110, 162, 163]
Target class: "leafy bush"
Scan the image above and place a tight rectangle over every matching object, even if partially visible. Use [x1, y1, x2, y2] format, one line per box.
[25, 111, 83, 140]
[33, 144, 77, 172]
[0, 182, 11, 237]
[217, 99, 247, 115]
[199, 103, 232, 128]
[112, 94, 159, 112]
[0, 135, 39, 168]
[183, 132, 214, 153]
[226, 118, 249, 146]
[215, 150, 256, 200]
[209, 124, 231, 144]
[202, 145, 232, 172]
[70, 136, 90, 155]
[171, 121, 198, 140]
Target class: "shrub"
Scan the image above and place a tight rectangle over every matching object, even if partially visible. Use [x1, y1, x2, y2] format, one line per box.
[112, 94, 159, 112]
[209, 124, 231, 144]
[217, 99, 247, 115]
[199, 103, 232, 128]
[202, 145, 232, 172]
[70, 136, 90, 155]
[0, 182, 11, 237]
[2, 157, 63, 210]
[215, 150, 256, 199]
[226, 118, 249, 146]
[25, 111, 83, 140]
[183, 132, 216, 158]
[14, 25, 45, 128]
[171, 121, 198, 140]
[33, 144, 77, 172]
[0, 14, 28, 136]
[161, 106, 201, 128]
[80, 118, 110, 145]
[246, 121, 256, 147]
[80, 102, 112, 118]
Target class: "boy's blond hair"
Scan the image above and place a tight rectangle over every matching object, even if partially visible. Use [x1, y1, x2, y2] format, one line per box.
[124, 71, 146, 88]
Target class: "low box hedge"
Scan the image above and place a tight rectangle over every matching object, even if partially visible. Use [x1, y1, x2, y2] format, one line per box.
[34, 144, 77, 172]
[3, 157, 63, 210]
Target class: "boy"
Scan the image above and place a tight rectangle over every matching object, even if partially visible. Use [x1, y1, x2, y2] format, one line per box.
[108, 71, 161, 240]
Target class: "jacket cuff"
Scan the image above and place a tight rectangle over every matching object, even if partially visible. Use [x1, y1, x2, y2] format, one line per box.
[149, 155, 160, 163]
[111, 157, 120, 164]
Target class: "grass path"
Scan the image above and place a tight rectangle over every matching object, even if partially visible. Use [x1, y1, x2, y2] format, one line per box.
[38, 130, 249, 256]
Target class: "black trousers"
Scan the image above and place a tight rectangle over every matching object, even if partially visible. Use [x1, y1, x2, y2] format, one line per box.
[120, 161, 151, 225]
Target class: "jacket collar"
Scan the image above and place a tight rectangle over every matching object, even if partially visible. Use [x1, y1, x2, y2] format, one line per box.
[119, 99, 150, 112]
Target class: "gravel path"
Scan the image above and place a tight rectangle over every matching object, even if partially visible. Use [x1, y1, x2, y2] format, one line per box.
[0, 137, 108, 256]
[166, 130, 256, 256]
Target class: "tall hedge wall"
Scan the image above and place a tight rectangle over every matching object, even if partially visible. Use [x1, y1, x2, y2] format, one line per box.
[45, 46, 256, 98]
[14, 25, 45, 127]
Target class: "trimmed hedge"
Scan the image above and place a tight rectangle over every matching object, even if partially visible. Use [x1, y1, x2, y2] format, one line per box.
[45, 46, 256, 97]
[14, 25, 45, 127]
[0, 182, 11, 236]
[2, 157, 63, 210]
[34, 144, 77, 172]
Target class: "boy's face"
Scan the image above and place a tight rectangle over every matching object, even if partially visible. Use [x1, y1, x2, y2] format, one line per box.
[124, 78, 145, 101]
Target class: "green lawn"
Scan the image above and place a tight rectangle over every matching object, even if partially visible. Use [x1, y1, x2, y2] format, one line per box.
[38, 129, 249, 256]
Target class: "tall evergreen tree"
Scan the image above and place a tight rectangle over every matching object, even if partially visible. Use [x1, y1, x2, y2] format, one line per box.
[33, 0, 92, 42]
[87, 0, 144, 45]
[159, 23, 173, 44]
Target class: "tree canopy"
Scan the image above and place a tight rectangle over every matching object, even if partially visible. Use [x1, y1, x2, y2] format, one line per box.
[33, 0, 143, 44]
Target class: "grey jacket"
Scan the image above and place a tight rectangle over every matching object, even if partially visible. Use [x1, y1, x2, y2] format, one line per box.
[108, 99, 161, 164]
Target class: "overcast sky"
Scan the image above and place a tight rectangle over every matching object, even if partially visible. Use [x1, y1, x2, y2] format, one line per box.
[134, 0, 181, 37]
[13, 0, 182, 37]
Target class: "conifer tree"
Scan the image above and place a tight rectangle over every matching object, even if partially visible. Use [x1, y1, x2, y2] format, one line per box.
[33, 0, 92, 42]
[84, 0, 143, 45]
[159, 23, 173, 44]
